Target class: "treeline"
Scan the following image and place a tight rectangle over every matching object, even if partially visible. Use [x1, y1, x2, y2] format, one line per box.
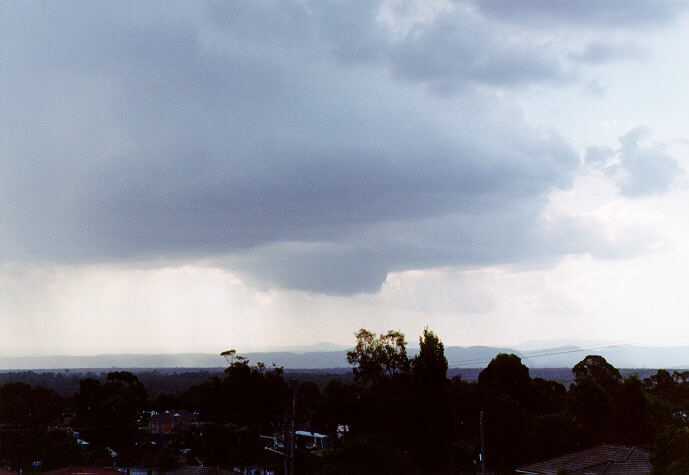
[2, 329, 689, 473]
[0, 369, 353, 398]
[324, 329, 689, 473]
[0, 370, 224, 398]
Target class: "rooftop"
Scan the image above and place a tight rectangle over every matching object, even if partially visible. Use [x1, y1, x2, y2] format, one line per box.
[516, 443, 652, 474]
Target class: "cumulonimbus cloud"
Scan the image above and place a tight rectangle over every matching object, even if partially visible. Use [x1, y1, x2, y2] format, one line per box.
[0, 1, 682, 294]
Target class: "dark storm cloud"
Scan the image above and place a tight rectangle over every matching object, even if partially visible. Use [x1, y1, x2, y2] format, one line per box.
[207, 0, 569, 93]
[0, 1, 664, 294]
[387, 13, 567, 93]
[470, 0, 687, 28]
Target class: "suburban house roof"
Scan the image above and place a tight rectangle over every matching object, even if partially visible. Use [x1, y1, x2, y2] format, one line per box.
[516, 443, 652, 474]
[295, 430, 329, 438]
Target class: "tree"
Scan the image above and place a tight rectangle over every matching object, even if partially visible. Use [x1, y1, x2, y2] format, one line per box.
[478, 353, 535, 411]
[408, 328, 449, 470]
[0, 382, 66, 471]
[40, 429, 87, 470]
[485, 393, 529, 471]
[347, 329, 410, 387]
[572, 355, 621, 390]
[218, 358, 288, 427]
[530, 414, 578, 461]
[412, 327, 448, 390]
[652, 425, 689, 473]
[221, 349, 237, 365]
[74, 372, 148, 449]
[568, 376, 613, 444]
[613, 376, 652, 444]
[645, 369, 677, 404]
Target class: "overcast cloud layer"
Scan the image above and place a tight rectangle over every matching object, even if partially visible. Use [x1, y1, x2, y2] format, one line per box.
[1, 0, 685, 301]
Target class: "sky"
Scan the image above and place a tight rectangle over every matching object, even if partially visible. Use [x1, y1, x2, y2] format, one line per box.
[1, 0, 688, 356]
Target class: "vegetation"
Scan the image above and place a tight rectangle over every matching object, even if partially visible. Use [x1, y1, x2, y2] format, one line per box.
[1, 329, 689, 473]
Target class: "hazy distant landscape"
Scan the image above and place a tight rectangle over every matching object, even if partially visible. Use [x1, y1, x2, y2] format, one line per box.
[2, 343, 688, 371]
[1, 330, 685, 473]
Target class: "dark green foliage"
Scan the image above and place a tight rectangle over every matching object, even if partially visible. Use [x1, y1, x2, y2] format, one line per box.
[485, 393, 528, 471]
[475, 354, 534, 470]
[0, 382, 67, 471]
[412, 327, 448, 390]
[478, 353, 535, 409]
[319, 378, 356, 430]
[219, 359, 289, 426]
[408, 328, 450, 471]
[0, 371, 85, 397]
[153, 442, 181, 471]
[188, 422, 265, 467]
[296, 380, 323, 418]
[532, 378, 567, 415]
[645, 369, 676, 401]
[568, 375, 614, 443]
[40, 429, 87, 470]
[572, 354, 622, 390]
[321, 435, 421, 475]
[74, 371, 148, 449]
[529, 414, 578, 460]
[0, 382, 63, 427]
[652, 425, 689, 474]
[5, 342, 689, 473]
[449, 375, 480, 452]
[346, 329, 410, 387]
[613, 376, 652, 444]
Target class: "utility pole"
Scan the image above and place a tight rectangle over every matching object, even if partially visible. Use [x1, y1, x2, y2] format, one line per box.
[290, 388, 297, 475]
[480, 410, 486, 475]
[283, 422, 290, 475]
[263, 386, 299, 475]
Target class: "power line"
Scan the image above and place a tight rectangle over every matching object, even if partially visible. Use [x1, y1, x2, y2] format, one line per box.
[447, 334, 689, 368]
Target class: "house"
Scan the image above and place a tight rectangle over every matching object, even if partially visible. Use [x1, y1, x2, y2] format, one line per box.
[147, 409, 197, 434]
[295, 430, 329, 450]
[103, 445, 160, 475]
[516, 443, 652, 474]
[263, 429, 330, 452]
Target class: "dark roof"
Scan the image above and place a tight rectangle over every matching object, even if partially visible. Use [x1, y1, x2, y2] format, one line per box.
[517, 443, 652, 474]
[44, 467, 121, 475]
[109, 446, 158, 469]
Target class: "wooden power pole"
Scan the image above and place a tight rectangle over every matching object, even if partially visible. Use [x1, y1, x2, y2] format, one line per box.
[480, 410, 486, 475]
[264, 386, 299, 475]
[289, 388, 297, 475]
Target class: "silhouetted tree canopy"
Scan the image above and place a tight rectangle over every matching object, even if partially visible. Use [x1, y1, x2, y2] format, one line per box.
[653, 425, 689, 474]
[572, 354, 622, 390]
[412, 327, 447, 390]
[5, 340, 689, 473]
[347, 329, 410, 387]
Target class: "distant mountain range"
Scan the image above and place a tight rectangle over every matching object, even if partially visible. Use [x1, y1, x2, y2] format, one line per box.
[1, 344, 688, 370]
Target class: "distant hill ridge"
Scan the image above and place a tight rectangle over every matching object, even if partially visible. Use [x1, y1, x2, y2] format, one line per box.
[2, 344, 689, 370]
